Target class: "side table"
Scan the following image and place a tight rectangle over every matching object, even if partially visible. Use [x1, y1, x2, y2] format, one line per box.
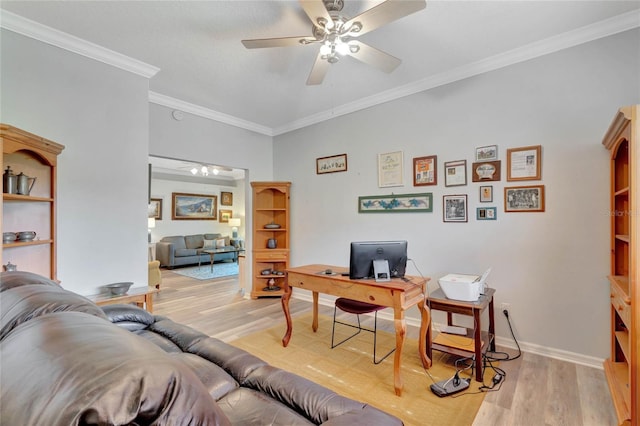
[88, 286, 159, 313]
[427, 287, 495, 382]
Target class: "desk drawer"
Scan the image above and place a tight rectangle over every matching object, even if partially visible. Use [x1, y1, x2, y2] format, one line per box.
[611, 283, 631, 328]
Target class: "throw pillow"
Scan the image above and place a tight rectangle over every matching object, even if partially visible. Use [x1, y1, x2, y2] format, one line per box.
[215, 238, 226, 248]
[203, 239, 216, 248]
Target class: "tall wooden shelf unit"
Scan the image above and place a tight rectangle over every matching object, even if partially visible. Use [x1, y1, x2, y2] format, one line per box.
[1, 124, 65, 281]
[250, 181, 290, 299]
[603, 105, 639, 426]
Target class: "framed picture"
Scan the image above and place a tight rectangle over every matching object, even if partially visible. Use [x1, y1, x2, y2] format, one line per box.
[476, 145, 498, 161]
[479, 186, 493, 203]
[148, 198, 163, 220]
[444, 160, 467, 187]
[413, 155, 437, 186]
[507, 145, 542, 181]
[317, 153, 347, 174]
[443, 194, 468, 222]
[504, 185, 545, 212]
[219, 209, 232, 223]
[221, 191, 233, 206]
[477, 207, 497, 220]
[358, 193, 433, 213]
[472, 160, 501, 182]
[171, 192, 217, 220]
[378, 151, 404, 188]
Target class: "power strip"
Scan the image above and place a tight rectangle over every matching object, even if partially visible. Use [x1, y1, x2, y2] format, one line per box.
[440, 325, 467, 335]
[430, 377, 470, 397]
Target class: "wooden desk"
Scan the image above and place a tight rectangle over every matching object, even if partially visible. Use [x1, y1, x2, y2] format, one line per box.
[427, 288, 495, 382]
[88, 286, 159, 313]
[283, 264, 431, 396]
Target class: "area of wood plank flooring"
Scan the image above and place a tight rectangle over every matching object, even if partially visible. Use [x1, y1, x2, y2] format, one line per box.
[154, 270, 617, 426]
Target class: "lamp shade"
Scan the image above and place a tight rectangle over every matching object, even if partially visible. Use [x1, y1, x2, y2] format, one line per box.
[228, 218, 241, 227]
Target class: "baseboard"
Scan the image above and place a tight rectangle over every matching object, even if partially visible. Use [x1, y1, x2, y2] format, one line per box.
[290, 292, 605, 370]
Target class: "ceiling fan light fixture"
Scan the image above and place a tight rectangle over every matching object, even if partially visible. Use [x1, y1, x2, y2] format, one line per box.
[213, 168, 219, 175]
[190, 167, 198, 175]
[335, 40, 350, 56]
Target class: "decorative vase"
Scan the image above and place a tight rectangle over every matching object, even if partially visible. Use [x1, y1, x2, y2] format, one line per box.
[267, 238, 277, 249]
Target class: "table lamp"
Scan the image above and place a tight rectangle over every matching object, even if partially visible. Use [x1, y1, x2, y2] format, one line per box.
[147, 217, 156, 242]
[228, 218, 241, 239]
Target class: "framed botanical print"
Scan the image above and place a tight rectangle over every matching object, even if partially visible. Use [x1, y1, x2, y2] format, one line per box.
[221, 191, 233, 206]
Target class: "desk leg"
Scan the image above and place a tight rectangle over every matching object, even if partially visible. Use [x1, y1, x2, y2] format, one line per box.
[281, 280, 293, 347]
[312, 291, 319, 332]
[393, 309, 407, 396]
[473, 309, 483, 382]
[417, 302, 432, 369]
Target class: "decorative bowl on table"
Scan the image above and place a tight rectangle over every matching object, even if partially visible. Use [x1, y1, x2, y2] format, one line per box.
[3, 232, 16, 243]
[261, 269, 272, 275]
[104, 282, 133, 296]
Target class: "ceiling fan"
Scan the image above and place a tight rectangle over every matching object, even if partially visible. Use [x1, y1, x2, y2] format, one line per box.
[242, 0, 427, 85]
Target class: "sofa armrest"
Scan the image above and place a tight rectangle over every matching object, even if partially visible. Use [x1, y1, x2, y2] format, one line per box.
[156, 242, 175, 267]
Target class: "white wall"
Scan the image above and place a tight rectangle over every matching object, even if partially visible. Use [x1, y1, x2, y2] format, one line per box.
[273, 29, 640, 361]
[149, 176, 246, 242]
[1, 29, 150, 295]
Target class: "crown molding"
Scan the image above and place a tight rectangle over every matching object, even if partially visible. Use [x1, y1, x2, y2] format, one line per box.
[2, 8, 637, 136]
[272, 9, 640, 136]
[0, 10, 159, 78]
[148, 92, 274, 137]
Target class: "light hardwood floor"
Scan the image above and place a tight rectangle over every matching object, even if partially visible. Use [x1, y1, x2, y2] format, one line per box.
[154, 270, 617, 426]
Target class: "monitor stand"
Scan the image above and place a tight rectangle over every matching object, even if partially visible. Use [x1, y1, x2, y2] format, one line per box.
[373, 259, 391, 282]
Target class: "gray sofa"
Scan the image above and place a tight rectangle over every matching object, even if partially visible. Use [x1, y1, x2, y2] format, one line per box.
[156, 233, 239, 268]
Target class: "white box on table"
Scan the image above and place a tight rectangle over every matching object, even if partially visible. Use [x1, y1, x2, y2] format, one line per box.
[438, 269, 491, 302]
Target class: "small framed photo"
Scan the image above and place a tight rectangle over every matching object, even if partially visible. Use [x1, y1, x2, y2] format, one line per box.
[504, 185, 545, 212]
[480, 186, 493, 203]
[472, 160, 501, 182]
[378, 151, 404, 188]
[220, 191, 233, 206]
[317, 153, 347, 174]
[148, 198, 163, 220]
[443, 194, 468, 223]
[507, 145, 542, 181]
[476, 145, 498, 161]
[477, 207, 497, 220]
[219, 209, 232, 223]
[413, 155, 437, 186]
[444, 160, 467, 187]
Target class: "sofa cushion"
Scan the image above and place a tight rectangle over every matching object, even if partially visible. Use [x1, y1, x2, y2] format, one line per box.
[176, 248, 198, 257]
[161, 235, 187, 250]
[0, 271, 60, 292]
[0, 283, 108, 340]
[204, 233, 222, 240]
[203, 239, 217, 248]
[217, 387, 315, 425]
[173, 353, 239, 401]
[0, 312, 230, 426]
[185, 234, 204, 249]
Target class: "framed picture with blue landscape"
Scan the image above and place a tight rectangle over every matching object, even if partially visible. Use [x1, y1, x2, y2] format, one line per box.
[358, 193, 433, 213]
[172, 192, 217, 220]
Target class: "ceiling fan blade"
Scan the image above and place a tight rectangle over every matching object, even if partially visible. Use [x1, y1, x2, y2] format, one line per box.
[347, 40, 401, 73]
[299, 0, 334, 29]
[307, 51, 331, 85]
[242, 36, 317, 49]
[344, 0, 426, 36]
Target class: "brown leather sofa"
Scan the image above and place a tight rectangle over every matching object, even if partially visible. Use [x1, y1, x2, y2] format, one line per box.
[0, 271, 402, 425]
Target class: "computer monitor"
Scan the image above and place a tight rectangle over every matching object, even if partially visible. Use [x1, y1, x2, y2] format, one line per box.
[349, 240, 408, 280]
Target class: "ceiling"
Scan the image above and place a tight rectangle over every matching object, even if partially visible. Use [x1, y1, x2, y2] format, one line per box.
[2, 1, 639, 138]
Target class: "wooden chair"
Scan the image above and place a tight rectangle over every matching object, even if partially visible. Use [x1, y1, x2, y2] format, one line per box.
[148, 260, 161, 289]
[331, 298, 395, 364]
